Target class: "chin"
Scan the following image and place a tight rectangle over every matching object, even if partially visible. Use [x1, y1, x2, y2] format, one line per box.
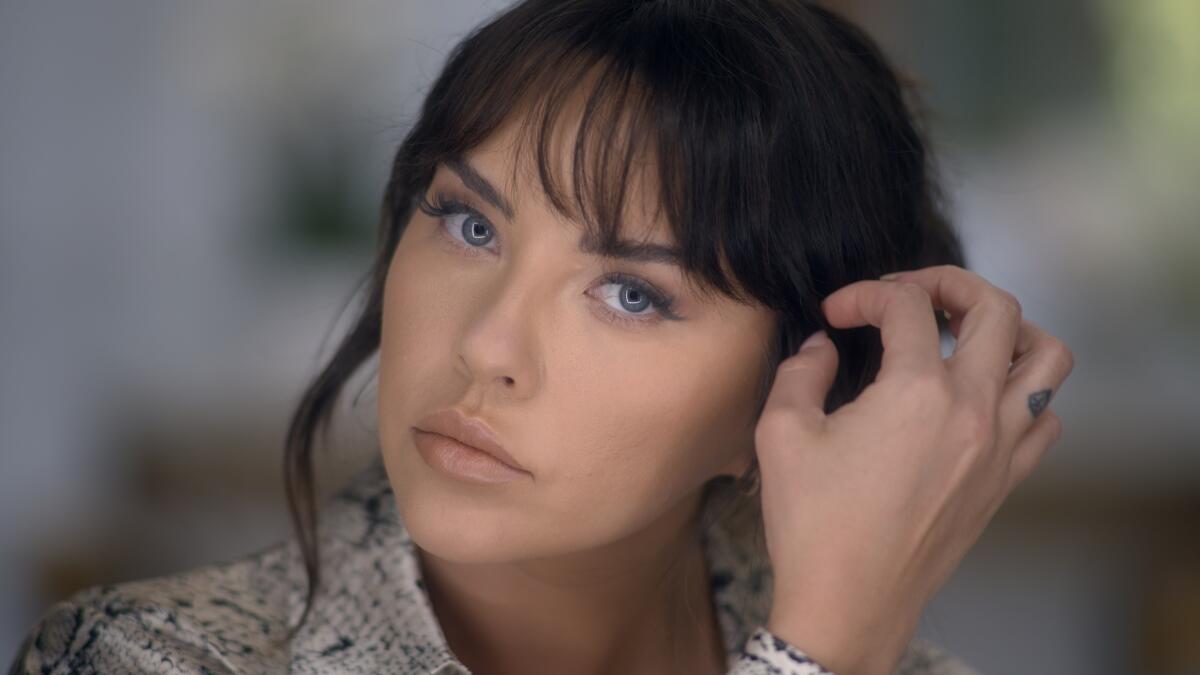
[392, 483, 543, 564]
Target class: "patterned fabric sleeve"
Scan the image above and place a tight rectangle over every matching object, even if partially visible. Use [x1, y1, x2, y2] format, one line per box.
[729, 626, 837, 674]
[727, 626, 985, 675]
[7, 597, 238, 675]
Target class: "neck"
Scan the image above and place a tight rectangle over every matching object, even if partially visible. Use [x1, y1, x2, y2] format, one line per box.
[415, 490, 727, 675]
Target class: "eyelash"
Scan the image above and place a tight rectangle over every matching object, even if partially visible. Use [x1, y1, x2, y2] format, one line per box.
[416, 190, 681, 327]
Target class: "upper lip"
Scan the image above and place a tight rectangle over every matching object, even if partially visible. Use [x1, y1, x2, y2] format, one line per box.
[413, 408, 528, 472]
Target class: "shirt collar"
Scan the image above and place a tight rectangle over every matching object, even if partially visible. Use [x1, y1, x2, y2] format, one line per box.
[288, 456, 772, 673]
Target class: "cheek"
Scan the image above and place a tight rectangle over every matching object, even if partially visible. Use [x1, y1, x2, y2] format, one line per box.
[376, 239, 457, 464]
[540, 355, 743, 512]
[558, 290, 771, 498]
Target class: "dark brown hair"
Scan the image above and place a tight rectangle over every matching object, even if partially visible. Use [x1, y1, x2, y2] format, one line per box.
[282, 0, 964, 640]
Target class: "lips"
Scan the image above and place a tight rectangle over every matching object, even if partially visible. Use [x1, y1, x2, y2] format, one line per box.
[412, 408, 528, 473]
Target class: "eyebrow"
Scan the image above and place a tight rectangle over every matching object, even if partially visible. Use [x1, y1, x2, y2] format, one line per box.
[442, 155, 683, 268]
[445, 156, 516, 221]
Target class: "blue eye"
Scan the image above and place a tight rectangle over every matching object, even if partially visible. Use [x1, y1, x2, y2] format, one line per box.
[457, 213, 495, 248]
[418, 193, 496, 257]
[416, 190, 681, 327]
[600, 281, 652, 314]
[594, 272, 677, 327]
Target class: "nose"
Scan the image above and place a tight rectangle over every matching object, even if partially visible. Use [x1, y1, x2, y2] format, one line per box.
[453, 273, 544, 401]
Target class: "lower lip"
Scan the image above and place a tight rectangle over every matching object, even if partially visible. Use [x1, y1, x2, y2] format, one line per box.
[412, 428, 529, 485]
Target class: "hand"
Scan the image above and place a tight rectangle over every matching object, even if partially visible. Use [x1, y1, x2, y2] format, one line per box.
[756, 264, 1075, 675]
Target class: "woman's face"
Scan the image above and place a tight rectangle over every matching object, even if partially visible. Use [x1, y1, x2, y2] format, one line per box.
[377, 113, 776, 564]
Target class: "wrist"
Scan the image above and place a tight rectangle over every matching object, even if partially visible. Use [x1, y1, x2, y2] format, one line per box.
[766, 604, 918, 675]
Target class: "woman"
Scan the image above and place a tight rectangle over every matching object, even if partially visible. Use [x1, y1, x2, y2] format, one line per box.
[10, 0, 1073, 673]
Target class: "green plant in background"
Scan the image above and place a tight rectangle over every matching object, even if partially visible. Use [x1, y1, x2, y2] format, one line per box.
[1101, 0, 1200, 325]
[268, 130, 375, 257]
[262, 110, 374, 257]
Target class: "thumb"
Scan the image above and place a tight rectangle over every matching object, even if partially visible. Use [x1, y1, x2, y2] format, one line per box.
[760, 330, 839, 433]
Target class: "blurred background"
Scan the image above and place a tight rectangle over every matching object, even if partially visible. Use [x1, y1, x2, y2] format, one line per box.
[1, 1, 1197, 673]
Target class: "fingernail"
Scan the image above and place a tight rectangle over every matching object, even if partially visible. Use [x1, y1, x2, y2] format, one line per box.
[880, 272, 903, 280]
[799, 329, 830, 351]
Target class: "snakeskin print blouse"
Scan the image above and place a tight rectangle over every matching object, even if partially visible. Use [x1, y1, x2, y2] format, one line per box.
[9, 456, 981, 674]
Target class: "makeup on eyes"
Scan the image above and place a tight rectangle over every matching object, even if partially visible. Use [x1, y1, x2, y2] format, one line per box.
[416, 187, 684, 327]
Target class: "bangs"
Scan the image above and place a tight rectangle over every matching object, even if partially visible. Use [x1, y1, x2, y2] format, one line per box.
[401, 8, 774, 308]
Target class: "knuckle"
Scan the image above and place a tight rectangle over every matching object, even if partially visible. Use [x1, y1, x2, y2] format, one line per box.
[894, 280, 927, 297]
[1048, 339, 1075, 377]
[894, 281, 932, 305]
[910, 371, 953, 406]
[990, 290, 1022, 320]
[900, 371, 954, 420]
[957, 403, 997, 450]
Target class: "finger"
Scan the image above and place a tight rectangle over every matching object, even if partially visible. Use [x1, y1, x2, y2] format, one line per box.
[1005, 407, 1063, 493]
[1009, 317, 1049, 370]
[995, 320, 1075, 463]
[879, 265, 1021, 399]
[944, 313, 1039, 371]
[820, 280, 944, 377]
[758, 329, 840, 435]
